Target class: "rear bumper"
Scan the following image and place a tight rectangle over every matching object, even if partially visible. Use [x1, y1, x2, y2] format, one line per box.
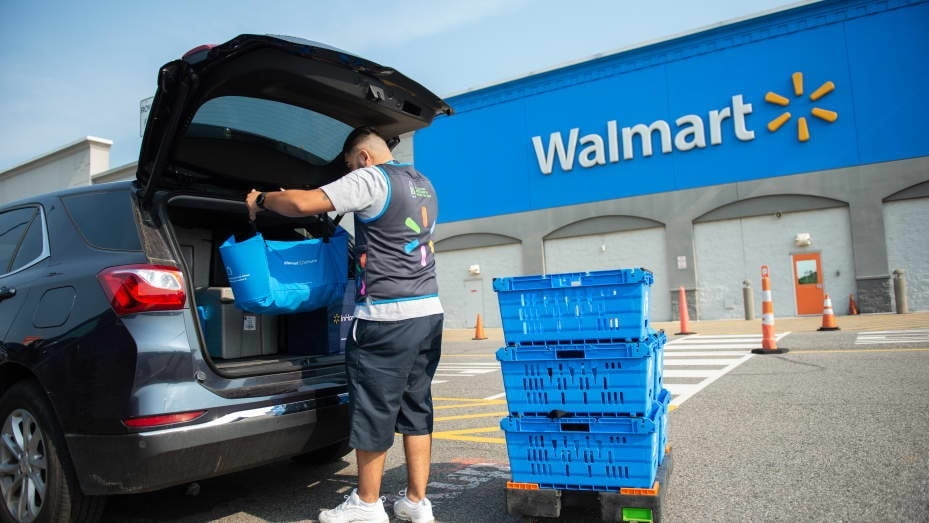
[66, 395, 350, 495]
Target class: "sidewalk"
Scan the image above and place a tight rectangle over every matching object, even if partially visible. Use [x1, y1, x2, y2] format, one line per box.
[443, 311, 929, 342]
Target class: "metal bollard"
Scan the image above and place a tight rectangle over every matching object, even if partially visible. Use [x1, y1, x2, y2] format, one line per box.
[742, 280, 755, 320]
[893, 269, 908, 314]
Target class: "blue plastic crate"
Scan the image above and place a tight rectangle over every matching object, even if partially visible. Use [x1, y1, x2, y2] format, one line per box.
[496, 332, 665, 417]
[501, 389, 670, 490]
[493, 268, 653, 346]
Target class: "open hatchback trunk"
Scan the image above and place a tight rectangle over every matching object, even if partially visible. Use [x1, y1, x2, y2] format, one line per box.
[134, 34, 452, 376]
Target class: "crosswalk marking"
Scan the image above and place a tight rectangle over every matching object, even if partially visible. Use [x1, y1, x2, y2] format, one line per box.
[855, 329, 929, 345]
[665, 340, 761, 347]
[433, 362, 499, 384]
[661, 383, 703, 396]
[663, 333, 787, 408]
[434, 362, 499, 377]
[663, 369, 725, 378]
[664, 357, 745, 366]
[661, 350, 750, 356]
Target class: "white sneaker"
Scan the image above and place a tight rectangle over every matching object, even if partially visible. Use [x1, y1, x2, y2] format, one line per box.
[318, 489, 389, 523]
[393, 489, 435, 523]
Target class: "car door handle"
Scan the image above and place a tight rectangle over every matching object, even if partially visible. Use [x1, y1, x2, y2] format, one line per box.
[0, 286, 16, 301]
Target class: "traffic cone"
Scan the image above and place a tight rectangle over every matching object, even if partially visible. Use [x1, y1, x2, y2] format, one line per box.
[817, 294, 840, 331]
[472, 314, 488, 340]
[675, 286, 696, 335]
[752, 265, 786, 354]
[848, 294, 859, 315]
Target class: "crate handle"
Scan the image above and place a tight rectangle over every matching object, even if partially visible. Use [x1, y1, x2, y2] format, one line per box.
[547, 409, 572, 419]
[561, 423, 590, 432]
[555, 350, 585, 359]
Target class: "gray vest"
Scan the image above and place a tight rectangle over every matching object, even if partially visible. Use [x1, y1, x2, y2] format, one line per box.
[353, 162, 439, 303]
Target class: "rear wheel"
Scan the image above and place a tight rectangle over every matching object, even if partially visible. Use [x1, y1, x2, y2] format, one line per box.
[0, 381, 106, 523]
[291, 440, 353, 465]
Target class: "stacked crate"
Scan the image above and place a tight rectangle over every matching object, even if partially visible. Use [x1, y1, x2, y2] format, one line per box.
[493, 268, 670, 493]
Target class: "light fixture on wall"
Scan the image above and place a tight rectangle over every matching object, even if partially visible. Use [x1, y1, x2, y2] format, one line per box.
[794, 233, 812, 247]
[600, 242, 607, 252]
[468, 264, 481, 275]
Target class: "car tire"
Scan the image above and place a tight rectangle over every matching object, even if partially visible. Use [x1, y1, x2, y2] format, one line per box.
[291, 440, 353, 465]
[0, 381, 107, 523]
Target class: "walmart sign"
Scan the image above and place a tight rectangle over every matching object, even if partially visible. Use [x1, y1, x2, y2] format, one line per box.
[531, 73, 838, 175]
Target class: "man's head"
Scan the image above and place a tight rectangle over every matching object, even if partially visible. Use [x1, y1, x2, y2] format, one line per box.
[343, 127, 393, 171]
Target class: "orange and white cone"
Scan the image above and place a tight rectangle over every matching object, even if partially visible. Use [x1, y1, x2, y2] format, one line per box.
[817, 294, 840, 331]
[752, 265, 786, 354]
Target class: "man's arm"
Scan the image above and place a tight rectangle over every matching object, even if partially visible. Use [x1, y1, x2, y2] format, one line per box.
[245, 188, 335, 221]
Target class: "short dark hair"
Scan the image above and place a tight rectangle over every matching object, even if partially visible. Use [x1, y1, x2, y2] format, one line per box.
[342, 126, 399, 157]
[342, 126, 385, 156]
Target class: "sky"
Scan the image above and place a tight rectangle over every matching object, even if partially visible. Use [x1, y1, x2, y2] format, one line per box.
[0, 0, 809, 173]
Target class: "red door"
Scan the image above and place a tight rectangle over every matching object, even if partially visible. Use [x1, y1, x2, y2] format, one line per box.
[792, 252, 824, 315]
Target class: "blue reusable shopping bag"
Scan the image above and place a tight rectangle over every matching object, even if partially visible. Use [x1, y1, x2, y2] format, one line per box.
[218, 227, 349, 314]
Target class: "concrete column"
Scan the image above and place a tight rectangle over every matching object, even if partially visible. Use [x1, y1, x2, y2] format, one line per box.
[847, 193, 893, 312]
[522, 234, 545, 275]
[742, 280, 755, 320]
[893, 269, 909, 314]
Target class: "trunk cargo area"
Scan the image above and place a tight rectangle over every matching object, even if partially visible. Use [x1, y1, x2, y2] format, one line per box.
[165, 195, 353, 376]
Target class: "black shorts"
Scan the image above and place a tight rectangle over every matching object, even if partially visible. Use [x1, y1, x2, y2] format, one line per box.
[345, 314, 444, 451]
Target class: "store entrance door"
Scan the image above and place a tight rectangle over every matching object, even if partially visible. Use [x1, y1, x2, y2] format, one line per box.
[792, 252, 824, 315]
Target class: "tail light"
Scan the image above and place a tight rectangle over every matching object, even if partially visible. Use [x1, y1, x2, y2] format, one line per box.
[123, 410, 207, 429]
[97, 264, 186, 315]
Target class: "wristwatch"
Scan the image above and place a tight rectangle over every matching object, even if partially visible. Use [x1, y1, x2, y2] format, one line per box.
[255, 192, 267, 209]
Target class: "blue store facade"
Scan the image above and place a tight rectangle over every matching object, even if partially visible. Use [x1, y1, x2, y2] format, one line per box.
[413, 0, 929, 328]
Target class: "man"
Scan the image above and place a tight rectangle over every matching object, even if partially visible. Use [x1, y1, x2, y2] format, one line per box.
[246, 127, 442, 523]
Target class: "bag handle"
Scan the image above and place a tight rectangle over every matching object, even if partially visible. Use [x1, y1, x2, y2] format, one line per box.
[318, 214, 346, 243]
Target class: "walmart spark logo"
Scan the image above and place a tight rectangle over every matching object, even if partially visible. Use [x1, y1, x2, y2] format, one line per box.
[403, 206, 435, 267]
[764, 72, 838, 142]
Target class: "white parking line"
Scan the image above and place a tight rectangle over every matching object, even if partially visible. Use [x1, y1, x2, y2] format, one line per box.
[855, 329, 929, 345]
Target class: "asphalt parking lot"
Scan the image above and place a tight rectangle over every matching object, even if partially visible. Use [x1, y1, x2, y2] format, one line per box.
[102, 313, 929, 522]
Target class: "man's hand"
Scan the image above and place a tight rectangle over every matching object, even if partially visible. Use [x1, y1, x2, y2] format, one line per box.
[245, 189, 262, 222]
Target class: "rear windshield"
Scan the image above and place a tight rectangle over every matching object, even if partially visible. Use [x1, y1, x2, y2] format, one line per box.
[61, 191, 142, 251]
[188, 96, 354, 165]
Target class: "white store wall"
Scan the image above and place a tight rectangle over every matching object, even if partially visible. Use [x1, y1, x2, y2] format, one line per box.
[695, 207, 856, 318]
[0, 137, 111, 205]
[543, 227, 670, 321]
[435, 243, 523, 329]
[883, 197, 929, 312]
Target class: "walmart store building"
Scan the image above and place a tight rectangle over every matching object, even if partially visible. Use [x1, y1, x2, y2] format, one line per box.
[414, 0, 929, 328]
